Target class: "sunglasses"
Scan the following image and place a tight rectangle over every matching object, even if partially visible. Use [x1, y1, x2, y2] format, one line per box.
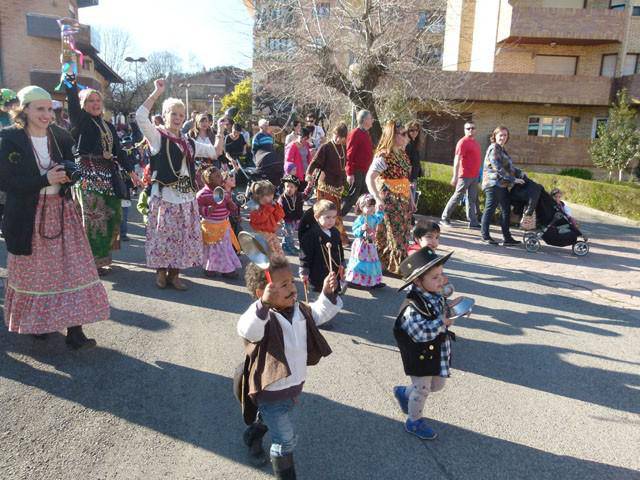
[465, 126, 476, 130]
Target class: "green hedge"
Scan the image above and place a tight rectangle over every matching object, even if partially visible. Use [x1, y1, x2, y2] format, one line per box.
[416, 162, 640, 221]
[558, 168, 593, 180]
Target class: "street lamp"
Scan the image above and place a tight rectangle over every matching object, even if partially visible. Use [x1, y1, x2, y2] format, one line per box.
[124, 56, 147, 86]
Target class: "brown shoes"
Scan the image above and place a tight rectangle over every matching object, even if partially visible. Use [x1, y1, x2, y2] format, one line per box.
[167, 268, 188, 291]
[156, 268, 167, 289]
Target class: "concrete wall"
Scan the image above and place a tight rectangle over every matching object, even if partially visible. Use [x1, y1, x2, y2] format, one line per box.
[469, 0, 500, 71]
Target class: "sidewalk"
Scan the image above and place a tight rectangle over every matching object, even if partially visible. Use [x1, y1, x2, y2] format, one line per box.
[419, 205, 640, 310]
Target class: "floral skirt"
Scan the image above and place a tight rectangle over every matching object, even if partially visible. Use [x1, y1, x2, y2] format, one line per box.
[255, 231, 284, 258]
[4, 194, 110, 334]
[346, 238, 383, 287]
[376, 194, 411, 275]
[76, 187, 121, 268]
[146, 197, 203, 269]
[202, 221, 242, 273]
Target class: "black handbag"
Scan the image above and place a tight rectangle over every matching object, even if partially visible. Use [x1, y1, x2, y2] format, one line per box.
[110, 161, 130, 200]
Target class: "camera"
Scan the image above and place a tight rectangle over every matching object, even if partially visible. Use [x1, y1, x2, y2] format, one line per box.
[60, 160, 82, 185]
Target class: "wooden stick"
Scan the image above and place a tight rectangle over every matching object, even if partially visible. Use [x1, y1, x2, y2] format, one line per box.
[326, 242, 333, 274]
[303, 280, 309, 303]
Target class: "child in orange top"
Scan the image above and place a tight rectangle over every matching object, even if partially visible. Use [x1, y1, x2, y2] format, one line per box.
[249, 180, 285, 257]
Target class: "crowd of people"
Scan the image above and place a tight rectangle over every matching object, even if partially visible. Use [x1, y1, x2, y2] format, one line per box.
[1, 76, 551, 479]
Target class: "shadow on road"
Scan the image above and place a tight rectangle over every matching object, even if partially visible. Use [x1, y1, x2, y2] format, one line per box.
[0, 334, 637, 480]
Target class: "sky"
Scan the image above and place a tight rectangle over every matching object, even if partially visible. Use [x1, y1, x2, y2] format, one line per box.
[79, 0, 254, 71]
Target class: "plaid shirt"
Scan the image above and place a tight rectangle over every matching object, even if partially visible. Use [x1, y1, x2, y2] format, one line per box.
[400, 286, 452, 377]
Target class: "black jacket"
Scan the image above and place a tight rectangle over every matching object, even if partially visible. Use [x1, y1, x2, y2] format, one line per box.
[299, 222, 344, 292]
[0, 125, 75, 255]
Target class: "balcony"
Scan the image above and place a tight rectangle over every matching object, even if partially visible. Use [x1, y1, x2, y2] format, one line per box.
[437, 71, 614, 106]
[614, 74, 640, 100]
[497, 6, 625, 46]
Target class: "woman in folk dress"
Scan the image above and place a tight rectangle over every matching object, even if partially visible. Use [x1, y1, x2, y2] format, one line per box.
[136, 78, 225, 290]
[65, 75, 137, 274]
[0, 86, 109, 350]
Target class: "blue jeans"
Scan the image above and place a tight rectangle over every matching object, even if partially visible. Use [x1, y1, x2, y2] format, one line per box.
[481, 185, 512, 240]
[282, 221, 297, 251]
[258, 398, 297, 457]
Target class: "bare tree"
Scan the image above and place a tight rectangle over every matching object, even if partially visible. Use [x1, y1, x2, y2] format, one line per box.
[252, 0, 467, 142]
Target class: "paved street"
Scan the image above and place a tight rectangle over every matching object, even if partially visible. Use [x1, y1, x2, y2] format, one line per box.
[1, 206, 639, 480]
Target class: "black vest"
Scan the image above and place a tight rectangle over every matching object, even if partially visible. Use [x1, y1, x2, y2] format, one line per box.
[393, 290, 454, 377]
[150, 135, 197, 191]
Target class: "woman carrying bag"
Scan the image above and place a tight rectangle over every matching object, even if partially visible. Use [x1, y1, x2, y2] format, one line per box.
[0, 86, 109, 349]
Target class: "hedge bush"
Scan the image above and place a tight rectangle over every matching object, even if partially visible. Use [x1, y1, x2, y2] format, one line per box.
[416, 162, 640, 221]
[558, 168, 593, 180]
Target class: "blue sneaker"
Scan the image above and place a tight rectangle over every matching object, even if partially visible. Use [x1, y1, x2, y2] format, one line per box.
[393, 386, 409, 415]
[405, 418, 438, 440]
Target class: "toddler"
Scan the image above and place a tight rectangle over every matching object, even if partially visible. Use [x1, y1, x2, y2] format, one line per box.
[249, 180, 285, 257]
[393, 247, 457, 440]
[345, 194, 385, 289]
[196, 166, 241, 278]
[299, 200, 345, 293]
[407, 221, 440, 255]
[278, 174, 304, 255]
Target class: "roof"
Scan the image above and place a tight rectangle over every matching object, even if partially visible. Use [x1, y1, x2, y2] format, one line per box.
[90, 53, 125, 84]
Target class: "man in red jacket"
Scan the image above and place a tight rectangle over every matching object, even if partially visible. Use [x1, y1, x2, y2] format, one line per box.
[341, 110, 374, 218]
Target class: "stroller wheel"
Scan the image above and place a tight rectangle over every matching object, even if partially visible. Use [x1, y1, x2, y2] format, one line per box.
[572, 241, 589, 257]
[524, 236, 540, 253]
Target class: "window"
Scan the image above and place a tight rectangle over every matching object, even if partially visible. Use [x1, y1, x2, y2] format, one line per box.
[528, 116, 572, 137]
[82, 59, 93, 71]
[534, 55, 578, 75]
[417, 11, 445, 33]
[601, 54, 617, 77]
[68, 3, 77, 18]
[592, 117, 608, 139]
[634, 6, 640, 15]
[267, 38, 294, 52]
[624, 53, 640, 75]
[313, 3, 330, 18]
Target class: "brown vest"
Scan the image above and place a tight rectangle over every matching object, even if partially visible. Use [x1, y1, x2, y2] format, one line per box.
[234, 302, 332, 425]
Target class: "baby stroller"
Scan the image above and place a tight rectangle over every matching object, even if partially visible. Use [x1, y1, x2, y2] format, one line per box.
[235, 149, 284, 211]
[510, 181, 589, 256]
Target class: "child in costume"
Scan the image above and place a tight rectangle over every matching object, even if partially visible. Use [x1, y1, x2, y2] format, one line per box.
[407, 221, 441, 255]
[345, 194, 385, 289]
[249, 180, 285, 257]
[236, 257, 343, 478]
[392, 247, 457, 440]
[196, 166, 241, 278]
[278, 174, 304, 255]
[299, 200, 345, 293]
[222, 170, 241, 239]
[550, 188, 578, 228]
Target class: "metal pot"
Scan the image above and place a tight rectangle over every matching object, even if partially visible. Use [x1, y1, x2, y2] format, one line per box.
[446, 296, 474, 320]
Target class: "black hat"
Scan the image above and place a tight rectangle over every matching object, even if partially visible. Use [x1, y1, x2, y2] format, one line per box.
[398, 247, 453, 291]
[281, 174, 301, 188]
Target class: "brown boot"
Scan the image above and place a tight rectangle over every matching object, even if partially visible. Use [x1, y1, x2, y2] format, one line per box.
[167, 268, 187, 291]
[156, 268, 168, 289]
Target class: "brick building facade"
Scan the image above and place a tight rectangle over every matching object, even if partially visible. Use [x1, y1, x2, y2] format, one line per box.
[0, 0, 122, 101]
[432, 0, 640, 169]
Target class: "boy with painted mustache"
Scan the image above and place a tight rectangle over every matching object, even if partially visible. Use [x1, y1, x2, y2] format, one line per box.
[236, 256, 343, 479]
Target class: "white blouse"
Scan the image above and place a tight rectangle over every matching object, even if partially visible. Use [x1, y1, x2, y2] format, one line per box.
[31, 136, 60, 195]
[135, 105, 219, 204]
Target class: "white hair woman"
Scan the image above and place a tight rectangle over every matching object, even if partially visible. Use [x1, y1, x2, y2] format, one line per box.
[136, 78, 226, 290]
[64, 76, 138, 275]
[0, 86, 109, 350]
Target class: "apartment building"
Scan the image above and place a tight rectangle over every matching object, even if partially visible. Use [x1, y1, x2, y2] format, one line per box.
[418, 0, 640, 168]
[0, 0, 123, 100]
